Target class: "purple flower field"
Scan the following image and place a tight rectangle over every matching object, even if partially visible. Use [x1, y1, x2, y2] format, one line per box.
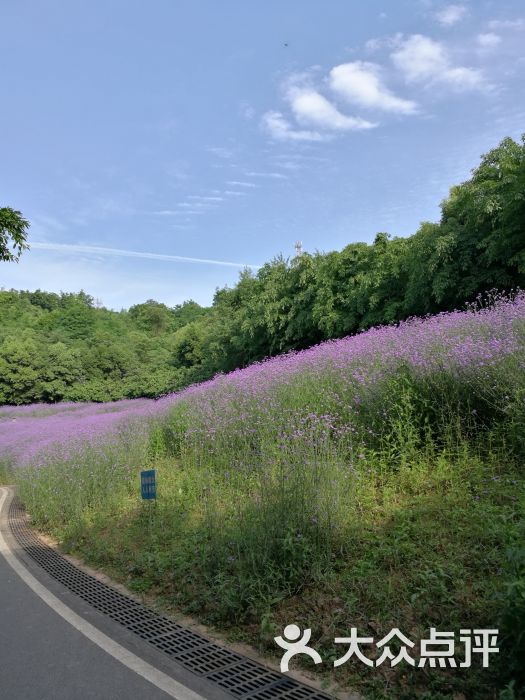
[2, 293, 524, 469]
[0, 398, 159, 466]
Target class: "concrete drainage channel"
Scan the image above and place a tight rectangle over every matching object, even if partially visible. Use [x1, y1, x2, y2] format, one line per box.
[8, 496, 334, 700]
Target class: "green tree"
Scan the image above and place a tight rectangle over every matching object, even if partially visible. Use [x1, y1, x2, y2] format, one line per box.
[129, 300, 172, 335]
[421, 135, 525, 309]
[171, 300, 209, 329]
[313, 242, 369, 337]
[40, 343, 83, 402]
[0, 336, 43, 404]
[0, 207, 30, 262]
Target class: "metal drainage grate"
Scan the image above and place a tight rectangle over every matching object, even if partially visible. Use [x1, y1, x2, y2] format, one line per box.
[8, 498, 333, 700]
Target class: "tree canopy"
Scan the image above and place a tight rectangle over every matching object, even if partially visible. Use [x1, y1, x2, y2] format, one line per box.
[0, 207, 30, 262]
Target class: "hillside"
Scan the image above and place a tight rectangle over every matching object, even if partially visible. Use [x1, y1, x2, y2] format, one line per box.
[7, 292, 525, 699]
[1, 134, 524, 406]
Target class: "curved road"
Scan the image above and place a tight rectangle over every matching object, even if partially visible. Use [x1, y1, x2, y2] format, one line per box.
[0, 487, 208, 700]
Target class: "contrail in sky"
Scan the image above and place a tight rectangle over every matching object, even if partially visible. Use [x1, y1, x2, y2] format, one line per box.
[30, 242, 260, 270]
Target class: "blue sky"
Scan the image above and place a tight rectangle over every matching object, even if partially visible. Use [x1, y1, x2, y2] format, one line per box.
[1, 0, 524, 309]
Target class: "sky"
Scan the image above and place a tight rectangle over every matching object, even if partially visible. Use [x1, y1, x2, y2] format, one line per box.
[1, 0, 524, 310]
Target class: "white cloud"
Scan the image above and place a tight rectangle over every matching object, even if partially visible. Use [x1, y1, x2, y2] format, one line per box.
[435, 4, 468, 26]
[227, 180, 258, 188]
[153, 208, 204, 216]
[441, 66, 484, 89]
[365, 33, 404, 52]
[271, 160, 301, 171]
[224, 190, 247, 196]
[187, 195, 224, 201]
[286, 87, 377, 131]
[262, 56, 421, 143]
[329, 61, 418, 114]
[262, 110, 327, 142]
[391, 35, 484, 90]
[29, 242, 259, 270]
[365, 38, 383, 52]
[477, 33, 501, 48]
[488, 18, 524, 30]
[392, 35, 448, 82]
[246, 171, 289, 179]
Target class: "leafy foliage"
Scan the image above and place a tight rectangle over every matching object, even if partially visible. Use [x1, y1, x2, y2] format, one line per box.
[1, 135, 524, 405]
[0, 207, 30, 262]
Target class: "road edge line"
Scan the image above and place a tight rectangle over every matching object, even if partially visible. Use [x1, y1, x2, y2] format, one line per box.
[0, 487, 204, 700]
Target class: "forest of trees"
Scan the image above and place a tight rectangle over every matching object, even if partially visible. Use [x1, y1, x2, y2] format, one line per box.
[1, 135, 524, 405]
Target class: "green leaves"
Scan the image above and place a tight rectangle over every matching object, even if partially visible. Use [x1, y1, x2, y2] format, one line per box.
[0, 207, 30, 262]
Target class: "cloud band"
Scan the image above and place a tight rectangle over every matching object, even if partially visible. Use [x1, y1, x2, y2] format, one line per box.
[30, 242, 260, 270]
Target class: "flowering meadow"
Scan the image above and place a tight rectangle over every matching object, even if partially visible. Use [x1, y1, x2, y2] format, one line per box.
[6, 294, 525, 698]
[3, 293, 524, 470]
[0, 398, 160, 466]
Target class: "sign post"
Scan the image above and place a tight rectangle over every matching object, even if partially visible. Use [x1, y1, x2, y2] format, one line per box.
[140, 469, 157, 535]
[140, 469, 157, 500]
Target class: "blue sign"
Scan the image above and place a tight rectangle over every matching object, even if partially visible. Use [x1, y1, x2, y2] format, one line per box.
[140, 469, 157, 500]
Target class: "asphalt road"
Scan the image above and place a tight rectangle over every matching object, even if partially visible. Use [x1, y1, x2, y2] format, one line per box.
[0, 486, 210, 700]
[0, 547, 178, 699]
[0, 487, 317, 700]
[0, 516, 186, 700]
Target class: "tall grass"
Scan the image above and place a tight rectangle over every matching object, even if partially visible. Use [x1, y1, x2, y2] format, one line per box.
[14, 293, 525, 698]
[0, 455, 14, 485]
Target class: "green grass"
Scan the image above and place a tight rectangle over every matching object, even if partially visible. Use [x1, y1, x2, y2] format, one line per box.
[17, 432, 524, 698]
[0, 456, 14, 485]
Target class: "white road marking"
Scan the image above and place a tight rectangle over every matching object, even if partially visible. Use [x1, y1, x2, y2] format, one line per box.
[0, 487, 205, 700]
